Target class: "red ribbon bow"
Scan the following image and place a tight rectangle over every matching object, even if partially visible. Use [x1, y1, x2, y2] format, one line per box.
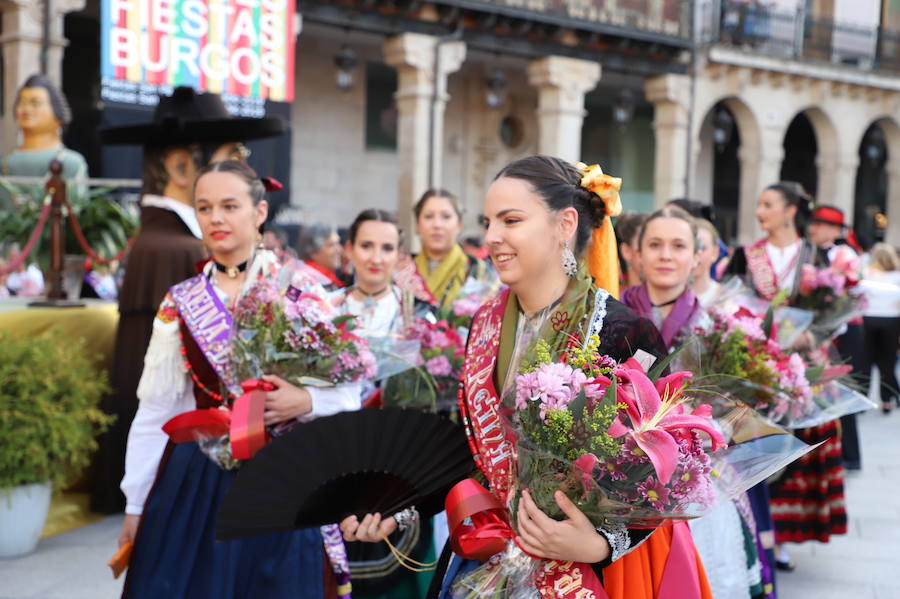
[162, 378, 274, 460]
[446, 478, 516, 562]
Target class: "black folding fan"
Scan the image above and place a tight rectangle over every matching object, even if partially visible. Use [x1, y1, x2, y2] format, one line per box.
[216, 408, 474, 540]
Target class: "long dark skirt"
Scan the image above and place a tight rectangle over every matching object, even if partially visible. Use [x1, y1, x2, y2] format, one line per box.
[123, 442, 325, 599]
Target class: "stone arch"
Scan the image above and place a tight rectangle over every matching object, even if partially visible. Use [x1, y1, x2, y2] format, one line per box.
[692, 95, 763, 244]
[854, 116, 900, 247]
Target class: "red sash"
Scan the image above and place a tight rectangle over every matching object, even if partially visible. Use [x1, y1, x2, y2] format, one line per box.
[745, 239, 780, 301]
[451, 289, 608, 599]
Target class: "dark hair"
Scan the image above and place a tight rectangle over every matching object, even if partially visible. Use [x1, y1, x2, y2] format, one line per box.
[348, 209, 401, 245]
[637, 207, 699, 253]
[614, 211, 648, 274]
[764, 181, 813, 234]
[414, 188, 462, 220]
[196, 160, 266, 205]
[296, 224, 336, 260]
[666, 198, 715, 222]
[17, 74, 71, 126]
[142, 144, 207, 196]
[614, 211, 648, 247]
[493, 155, 605, 255]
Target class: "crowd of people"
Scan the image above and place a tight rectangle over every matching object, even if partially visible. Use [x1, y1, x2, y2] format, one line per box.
[3, 83, 899, 599]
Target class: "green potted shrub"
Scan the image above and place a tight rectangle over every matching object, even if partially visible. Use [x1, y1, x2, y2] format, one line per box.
[0, 329, 113, 557]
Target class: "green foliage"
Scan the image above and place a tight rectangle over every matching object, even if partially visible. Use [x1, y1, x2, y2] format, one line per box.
[0, 180, 138, 268]
[0, 330, 114, 491]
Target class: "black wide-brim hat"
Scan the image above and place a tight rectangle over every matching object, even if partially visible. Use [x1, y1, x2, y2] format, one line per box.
[100, 86, 284, 146]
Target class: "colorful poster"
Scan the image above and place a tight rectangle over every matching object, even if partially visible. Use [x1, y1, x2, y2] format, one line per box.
[101, 0, 296, 102]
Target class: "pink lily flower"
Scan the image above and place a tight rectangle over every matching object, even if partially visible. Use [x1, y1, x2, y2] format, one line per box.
[572, 453, 600, 492]
[607, 362, 726, 485]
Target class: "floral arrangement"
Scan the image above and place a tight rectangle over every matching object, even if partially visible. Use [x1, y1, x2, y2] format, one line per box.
[230, 279, 376, 387]
[382, 317, 464, 411]
[681, 307, 863, 428]
[792, 245, 864, 342]
[511, 337, 725, 527]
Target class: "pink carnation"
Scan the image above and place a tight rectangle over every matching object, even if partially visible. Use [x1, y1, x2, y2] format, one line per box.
[426, 355, 453, 377]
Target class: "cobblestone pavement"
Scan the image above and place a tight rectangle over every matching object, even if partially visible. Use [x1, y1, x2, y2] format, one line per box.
[2, 389, 899, 598]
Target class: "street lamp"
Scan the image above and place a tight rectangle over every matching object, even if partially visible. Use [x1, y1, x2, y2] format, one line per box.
[334, 45, 359, 91]
[612, 88, 635, 125]
[484, 68, 507, 109]
[713, 106, 734, 151]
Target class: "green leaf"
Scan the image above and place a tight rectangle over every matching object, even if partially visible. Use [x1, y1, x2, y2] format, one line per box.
[648, 345, 683, 381]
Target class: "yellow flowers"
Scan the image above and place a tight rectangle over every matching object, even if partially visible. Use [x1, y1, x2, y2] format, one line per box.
[575, 162, 623, 218]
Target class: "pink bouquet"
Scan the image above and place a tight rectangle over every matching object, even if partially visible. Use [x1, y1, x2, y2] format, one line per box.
[793, 246, 864, 341]
[231, 279, 377, 387]
[382, 317, 464, 411]
[509, 336, 725, 527]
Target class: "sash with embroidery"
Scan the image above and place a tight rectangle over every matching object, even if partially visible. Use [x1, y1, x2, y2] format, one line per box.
[454, 289, 608, 599]
[393, 254, 438, 305]
[744, 239, 780, 301]
[169, 273, 240, 396]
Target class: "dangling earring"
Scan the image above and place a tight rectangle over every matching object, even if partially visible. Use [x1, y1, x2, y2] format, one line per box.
[561, 240, 577, 277]
[256, 231, 265, 251]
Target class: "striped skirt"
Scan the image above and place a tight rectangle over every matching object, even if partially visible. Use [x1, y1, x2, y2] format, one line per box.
[769, 421, 848, 543]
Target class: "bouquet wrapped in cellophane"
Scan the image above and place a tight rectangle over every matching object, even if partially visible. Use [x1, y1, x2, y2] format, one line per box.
[452, 329, 813, 598]
[792, 245, 865, 343]
[677, 306, 874, 429]
[382, 316, 465, 412]
[169, 265, 377, 470]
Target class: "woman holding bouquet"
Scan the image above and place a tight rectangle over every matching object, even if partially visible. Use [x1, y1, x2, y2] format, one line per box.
[343, 155, 714, 599]
[623, 210, 764, 599]
[621, 208, 704, 348]
[117, 160, 363, 598]
[399, 188, 494, 309]
[331, 208, 440, 599]
[725, 182, 846, 576]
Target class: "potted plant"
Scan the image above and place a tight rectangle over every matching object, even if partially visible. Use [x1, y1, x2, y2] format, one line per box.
[0, 329, 113, 557]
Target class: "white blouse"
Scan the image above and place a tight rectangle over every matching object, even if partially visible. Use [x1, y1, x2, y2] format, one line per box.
[121, 259, 361, 515]
[765, 240, 802, 292]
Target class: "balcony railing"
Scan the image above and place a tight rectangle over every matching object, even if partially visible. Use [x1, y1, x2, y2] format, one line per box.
[698, 0, 900, 74]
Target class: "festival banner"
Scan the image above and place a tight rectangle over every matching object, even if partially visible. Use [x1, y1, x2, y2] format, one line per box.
[100, 0, 296, 102]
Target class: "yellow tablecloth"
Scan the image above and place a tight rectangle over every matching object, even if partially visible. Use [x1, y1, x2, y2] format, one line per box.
[0, 298, 118, 371]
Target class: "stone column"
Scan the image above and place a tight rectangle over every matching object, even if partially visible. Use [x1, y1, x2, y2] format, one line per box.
[737, 144, 784, 245]
[0, 0, 85, 155]
[886, 166, 900, 246]
[645, 73, 691, 209]
[526, 56, 601, 163]
[816, 150, 860, 217]
[383, 33, 465, 245]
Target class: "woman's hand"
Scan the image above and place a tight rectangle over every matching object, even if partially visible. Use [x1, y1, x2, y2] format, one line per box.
[118, 514, 140, 548]
[261, 374, 312, 425]
[515, 489, 610, 564]
[340, 513, 398, 543]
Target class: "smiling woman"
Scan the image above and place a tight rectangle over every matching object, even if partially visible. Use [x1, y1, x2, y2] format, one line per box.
[412, 189, 494, 309]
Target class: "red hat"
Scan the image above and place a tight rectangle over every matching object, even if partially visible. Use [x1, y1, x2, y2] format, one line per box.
[810, 206, 846, 228]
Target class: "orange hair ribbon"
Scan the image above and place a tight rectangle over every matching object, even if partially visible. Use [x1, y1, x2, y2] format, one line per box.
[576, 162, 623, 299]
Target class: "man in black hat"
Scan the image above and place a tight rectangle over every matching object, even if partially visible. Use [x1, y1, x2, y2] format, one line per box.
[91, 87, 284, 513]
[808, 204, 865, 471]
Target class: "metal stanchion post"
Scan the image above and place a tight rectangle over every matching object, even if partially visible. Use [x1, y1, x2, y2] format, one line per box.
[45, 160, 66, 300]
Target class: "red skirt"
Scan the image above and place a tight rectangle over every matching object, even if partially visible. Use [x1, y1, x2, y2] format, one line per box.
[769, 421, 848, 543]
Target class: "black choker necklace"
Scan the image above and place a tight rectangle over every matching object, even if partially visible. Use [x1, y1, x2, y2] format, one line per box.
[214, 260, 248, 279]
[651, 297, 678, 308]
[355, 285, 390, 308]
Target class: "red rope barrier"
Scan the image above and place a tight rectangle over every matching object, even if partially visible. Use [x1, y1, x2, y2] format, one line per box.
[0, 203, 52, 277]
[64, 198, 136, 266]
